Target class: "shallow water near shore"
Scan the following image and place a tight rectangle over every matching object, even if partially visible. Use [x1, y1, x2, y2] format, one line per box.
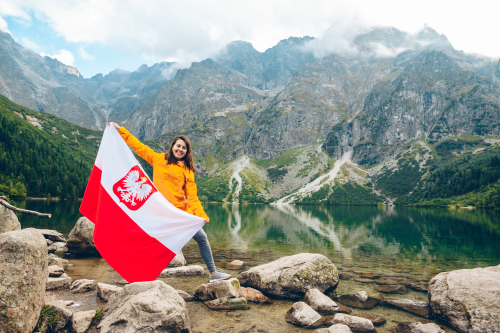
[20, 201, 500, 332]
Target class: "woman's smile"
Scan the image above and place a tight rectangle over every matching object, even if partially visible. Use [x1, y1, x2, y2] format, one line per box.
[173, 139, 187, 160]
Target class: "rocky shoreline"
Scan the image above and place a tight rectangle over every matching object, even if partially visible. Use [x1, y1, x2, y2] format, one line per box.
[1, 206, 499, 332]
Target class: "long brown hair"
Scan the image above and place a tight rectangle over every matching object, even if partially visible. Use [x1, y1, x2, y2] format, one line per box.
[165, 135, 197, 174]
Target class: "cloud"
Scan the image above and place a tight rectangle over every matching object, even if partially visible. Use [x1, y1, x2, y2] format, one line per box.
[20, 37, 40, 50]
[79, 47, 95, 60]
[40, 49, 74, 66]
[0, 15, 10, 34]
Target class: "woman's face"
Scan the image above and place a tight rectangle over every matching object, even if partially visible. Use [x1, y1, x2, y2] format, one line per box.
[172, 139, 187, 160]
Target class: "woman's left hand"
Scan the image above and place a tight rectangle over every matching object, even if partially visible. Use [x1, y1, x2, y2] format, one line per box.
[203, 219, 209, 225]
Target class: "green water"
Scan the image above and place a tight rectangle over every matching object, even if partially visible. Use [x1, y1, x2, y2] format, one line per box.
[18, 201, 500, 275]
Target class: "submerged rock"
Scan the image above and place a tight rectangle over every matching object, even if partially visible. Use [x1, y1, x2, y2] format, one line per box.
[98, 280, 191, 333]
[357, 314, 386, 327]
[315, 324, 353, 333]
[65, 217, 99, 256]
[327, 313, 375, 333]
[382, 298, 430, 317]
[337, 291, 378, 309]
[97, 283, 123, 302]
[0, 204, 20, 234]
[286, 301, 323, 327]
[395, 322, 445, 333]
[226, 260, 245, 270]
[0, 228, 47, 333]
[70, 279, 97, 293]
[71, 310, 96, 333]
[241, 287, 272, 304]
[304, 288, 339, 314]
[428, 265, 500, 332]
[167, 250, 186, 267]
[238, 253, 339, 299]
[205, 297, 250, 310]
[159, 265, 204, 277]
[375, 284, 407, 294]
[407, 283, 428, 292]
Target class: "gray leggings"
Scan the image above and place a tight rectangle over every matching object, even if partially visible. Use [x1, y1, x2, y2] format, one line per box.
[192, 228, 216, 272]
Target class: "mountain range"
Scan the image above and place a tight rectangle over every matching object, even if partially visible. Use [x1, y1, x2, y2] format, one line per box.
[1, 26, 499, 205]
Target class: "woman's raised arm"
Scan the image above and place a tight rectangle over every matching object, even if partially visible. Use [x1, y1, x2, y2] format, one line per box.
[109, 122, 160, 166]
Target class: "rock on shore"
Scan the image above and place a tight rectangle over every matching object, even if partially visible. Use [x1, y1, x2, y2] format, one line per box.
[0, 204, 21, 234]
[428, 264, 500, 332]
[64, 217, 99, 256]
[238, 253, 339, 299]
[0, 228, 47, 333]
[167, 251, 186, 267]
[98, 280, 191, 333]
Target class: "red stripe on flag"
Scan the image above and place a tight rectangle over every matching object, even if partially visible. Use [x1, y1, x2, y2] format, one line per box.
[80, 165, 102, 223]
[81, 166, 175, 283]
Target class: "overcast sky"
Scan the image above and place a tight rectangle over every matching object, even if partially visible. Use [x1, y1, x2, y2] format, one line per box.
[1, 0, 498, 78]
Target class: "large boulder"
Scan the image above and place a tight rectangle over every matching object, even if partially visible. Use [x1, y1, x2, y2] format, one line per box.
[167, 251, 186, 267]
[0, 204, 20, 234]
[428, 265, 500, 333]
[98, 280, 191, 333]
[238, 253, 339, 299]
[0, 229, 47, 333]
[64, 217, 99, 256]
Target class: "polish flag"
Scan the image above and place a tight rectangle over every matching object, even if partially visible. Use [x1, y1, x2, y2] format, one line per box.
[79, 125, 205, 283]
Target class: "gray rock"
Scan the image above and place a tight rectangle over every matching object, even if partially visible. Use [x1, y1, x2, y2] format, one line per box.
[304, 288, 339, 314]
[48, 253, 70, 270]
[45, 300, 73, 332]
[159, 265, 204, 278]
[98, 280, 191, 333]
[47, 244, 57, 253]
[65, 217, 99, 256]
[396, 322, 445, 333]
[428, 265, 500, 333]
[38, 229, 66, 243]
[238, 253, 339, 299]
[0, 228, 47, 333]
[357, 314, 386, 327]
[167, 250, 186, 267]
[0, 204, 20, 234]
[240, 287, 272, 304]
[337, 291, 378, 309]
[407, 283, 428, 292]
[205, 297, 250, 311]
[375, 284, 407, 294]
[207, 278, 241, 299]
[48, 265, 64, 277]
[52, 242, 66, 252]
[46, 273, 72, 291]
[97, 283, 123, 302]
[71, 310, 96, 333]
[315, 324, 353, 333]
[382, 298, 430, 317]
[285, 301, 323, 327]
[327, 313, 375, 333]
[194, 284, 211, 301]
[70, 279, 96, 293]
[226, 260, 245, 270]
[176, 290, 194, 302]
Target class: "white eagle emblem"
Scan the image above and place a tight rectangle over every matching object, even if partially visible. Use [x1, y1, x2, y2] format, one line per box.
[116, 170, 153, 206]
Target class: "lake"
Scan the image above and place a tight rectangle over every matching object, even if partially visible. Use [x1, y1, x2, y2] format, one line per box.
[17, 200, 500, 332]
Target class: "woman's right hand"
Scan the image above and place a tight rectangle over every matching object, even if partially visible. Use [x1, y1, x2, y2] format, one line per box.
[109, 122, 120, 130]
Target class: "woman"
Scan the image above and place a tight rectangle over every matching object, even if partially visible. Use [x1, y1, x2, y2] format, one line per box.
[110, 122, 231, 282]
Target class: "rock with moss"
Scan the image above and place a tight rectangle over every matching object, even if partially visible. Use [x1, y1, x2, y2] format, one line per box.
[428, 265, 500, 332]
[44, 300, 73, 332]
[0, 204, 20, 234]
[238, 253, 339, 299]
[0, 228, 47, 333]
[205, 297, 250, 310]
[207, 278, 241, 299]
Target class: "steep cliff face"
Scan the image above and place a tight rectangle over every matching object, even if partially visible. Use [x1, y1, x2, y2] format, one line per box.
[246, 54, 393, 159]
[323, 50, 500, 165]
[215, 37, 315, 90]
[124, 58, 266, 141]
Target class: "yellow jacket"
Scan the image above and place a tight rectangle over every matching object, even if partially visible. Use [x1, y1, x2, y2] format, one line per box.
[118, 127, 209, 220]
